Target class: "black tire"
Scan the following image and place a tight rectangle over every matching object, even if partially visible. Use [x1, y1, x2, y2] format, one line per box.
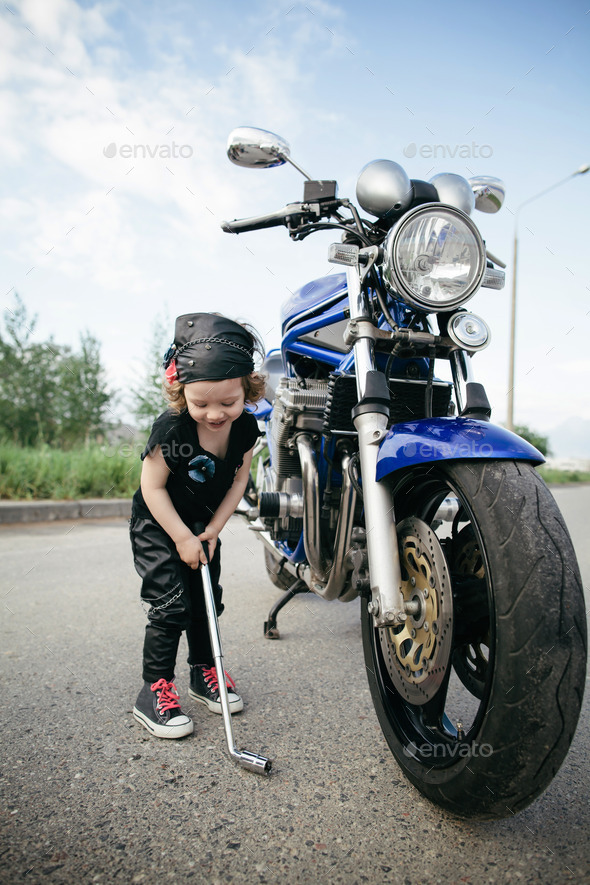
[362, 459, 587, 819]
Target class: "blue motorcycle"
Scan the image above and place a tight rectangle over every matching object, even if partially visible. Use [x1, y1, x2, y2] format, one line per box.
[223, 128, 587, 818]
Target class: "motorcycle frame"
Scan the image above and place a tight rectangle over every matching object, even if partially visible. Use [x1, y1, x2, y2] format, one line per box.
[257, 253, 544, 629]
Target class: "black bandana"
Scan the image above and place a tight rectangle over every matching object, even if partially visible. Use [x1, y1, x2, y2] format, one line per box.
[163, 313, 255, 383]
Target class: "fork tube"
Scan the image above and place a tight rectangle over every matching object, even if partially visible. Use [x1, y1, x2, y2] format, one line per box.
[451, 350, 475, 414]
[346, 267, 374, 398]
[346, 267, 406, 626]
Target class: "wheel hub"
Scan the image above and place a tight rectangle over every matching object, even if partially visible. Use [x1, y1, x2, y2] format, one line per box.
[378, 517, 453, 704]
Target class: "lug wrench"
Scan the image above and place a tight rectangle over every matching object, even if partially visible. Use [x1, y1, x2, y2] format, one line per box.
[201, 557, 272, 775]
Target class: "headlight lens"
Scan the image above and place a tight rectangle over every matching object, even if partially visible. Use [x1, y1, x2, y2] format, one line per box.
[382, 203, 486, 311]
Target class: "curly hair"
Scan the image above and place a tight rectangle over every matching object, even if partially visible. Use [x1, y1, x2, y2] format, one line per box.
[164, 371, 266, 414]
[163, 315, 267, 414]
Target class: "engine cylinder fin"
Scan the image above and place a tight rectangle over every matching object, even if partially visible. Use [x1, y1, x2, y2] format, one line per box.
[323, 373, 452, 434]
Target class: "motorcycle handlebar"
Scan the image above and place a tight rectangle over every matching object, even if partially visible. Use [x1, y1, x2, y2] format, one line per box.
[221, 204, 306, 234]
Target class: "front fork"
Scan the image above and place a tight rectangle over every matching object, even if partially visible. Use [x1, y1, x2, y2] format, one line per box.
[345, 262, 406, 627]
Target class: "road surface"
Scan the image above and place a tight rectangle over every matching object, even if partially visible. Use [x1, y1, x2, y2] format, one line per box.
[1, 486, 588, 883]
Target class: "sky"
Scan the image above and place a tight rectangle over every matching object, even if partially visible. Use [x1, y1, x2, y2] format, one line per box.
[1, 0, 589, 443]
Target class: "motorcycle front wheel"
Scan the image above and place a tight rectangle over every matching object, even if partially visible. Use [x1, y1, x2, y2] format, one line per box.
[361, 459, 587, 819]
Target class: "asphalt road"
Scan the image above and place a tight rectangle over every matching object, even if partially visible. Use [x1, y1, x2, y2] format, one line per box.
[1, 486, 589, 884]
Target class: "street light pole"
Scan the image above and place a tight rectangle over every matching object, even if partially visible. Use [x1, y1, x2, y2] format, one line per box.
[506, 164, 590, 432]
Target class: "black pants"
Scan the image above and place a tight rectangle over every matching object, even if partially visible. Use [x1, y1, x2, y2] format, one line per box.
[129, 515, 223, 683]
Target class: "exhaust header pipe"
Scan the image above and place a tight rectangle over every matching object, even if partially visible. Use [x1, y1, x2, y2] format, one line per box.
[295, 435, 357, 599]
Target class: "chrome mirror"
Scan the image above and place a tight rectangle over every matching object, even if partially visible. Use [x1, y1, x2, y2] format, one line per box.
[468, 176, 506, 214]
[227, 127, 291, 169]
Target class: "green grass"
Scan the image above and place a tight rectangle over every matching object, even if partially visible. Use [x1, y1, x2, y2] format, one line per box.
[0, 442, 143, 500]
[1, 442, 587, 501]
[537, 466, 590, 485]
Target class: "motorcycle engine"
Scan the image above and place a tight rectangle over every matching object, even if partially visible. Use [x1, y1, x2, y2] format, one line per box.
[261, 377, 329, 543]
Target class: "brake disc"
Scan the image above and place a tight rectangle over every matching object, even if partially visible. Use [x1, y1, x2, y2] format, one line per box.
[378, 517, 453, 705]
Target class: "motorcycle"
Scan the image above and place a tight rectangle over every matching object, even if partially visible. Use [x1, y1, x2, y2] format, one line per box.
[222, 127, 587, 819]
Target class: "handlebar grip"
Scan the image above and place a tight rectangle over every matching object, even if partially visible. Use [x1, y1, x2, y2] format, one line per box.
[221, 204, 304, 234]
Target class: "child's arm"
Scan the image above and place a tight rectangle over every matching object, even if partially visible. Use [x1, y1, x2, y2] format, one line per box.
[198, 447, 254, 559]
[140, 446, 205, 569]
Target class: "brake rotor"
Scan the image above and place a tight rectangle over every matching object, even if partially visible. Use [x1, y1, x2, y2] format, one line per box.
[378, 517, 453, 704]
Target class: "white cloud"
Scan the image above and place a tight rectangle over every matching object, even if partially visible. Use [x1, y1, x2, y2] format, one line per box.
[0, 0, 348, 388]
[1, 0, 587, 436]
[20, 0, 112, 50]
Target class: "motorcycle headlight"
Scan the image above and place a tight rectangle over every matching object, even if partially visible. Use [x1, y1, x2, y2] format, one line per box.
[382, 203, 486, 312]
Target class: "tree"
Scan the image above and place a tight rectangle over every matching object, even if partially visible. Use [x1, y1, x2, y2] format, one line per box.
[513, 424, 551, 457]
[130, 312, 171, 432]
[0, 294, 56, 445]
[55, 333, 113, 446]
[0, 293, 114, 447]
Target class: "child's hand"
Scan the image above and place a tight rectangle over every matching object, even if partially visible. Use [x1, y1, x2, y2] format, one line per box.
[197, 525, 219, 563]
[175, 535, 207, 569]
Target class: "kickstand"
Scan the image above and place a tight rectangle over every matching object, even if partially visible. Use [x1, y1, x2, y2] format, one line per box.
[264, 580, 308, 640]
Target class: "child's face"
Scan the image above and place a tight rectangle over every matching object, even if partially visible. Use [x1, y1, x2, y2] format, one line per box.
[183, 377, 245, 433]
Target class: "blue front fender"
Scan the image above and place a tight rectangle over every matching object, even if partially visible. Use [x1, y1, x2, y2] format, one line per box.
[376, 417, 544, 481]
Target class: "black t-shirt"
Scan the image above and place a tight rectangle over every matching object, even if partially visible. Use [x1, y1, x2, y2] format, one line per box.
[132, 409, 260, 527]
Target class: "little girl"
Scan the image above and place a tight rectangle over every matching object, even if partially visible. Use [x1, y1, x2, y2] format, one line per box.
[130, 312, 264, 738]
